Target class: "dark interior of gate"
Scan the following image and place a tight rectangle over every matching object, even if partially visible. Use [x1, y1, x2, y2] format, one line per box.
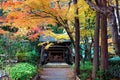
[40, 42, 73, 65]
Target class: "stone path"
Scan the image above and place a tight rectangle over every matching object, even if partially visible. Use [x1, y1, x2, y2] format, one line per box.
[40, 68, 74, 80]
[40, 63, 75, 80]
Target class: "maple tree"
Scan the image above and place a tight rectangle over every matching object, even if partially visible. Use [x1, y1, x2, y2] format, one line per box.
[0, 0, 94, 43]
[19, 0, 92, 44]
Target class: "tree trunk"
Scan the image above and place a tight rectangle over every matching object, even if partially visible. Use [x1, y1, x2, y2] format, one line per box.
[108, 6, 120, 56]
[92, 0, 101, 79]
[100, 0, 108, 71]
[92, 12, 100, 79]
[73, 0, 80, 76]
[115, 0, 120, 32]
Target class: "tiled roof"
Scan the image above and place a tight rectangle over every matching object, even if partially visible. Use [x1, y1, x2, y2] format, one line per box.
[39, 35, 71, 42]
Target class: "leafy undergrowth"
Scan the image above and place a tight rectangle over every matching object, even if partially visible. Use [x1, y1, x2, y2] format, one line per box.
[108, 56, 120, 79]
[16, 50, 39, 64]
[80, 61, 92, 80]
[9, 63, 38, 80]
[72, 61, 92, 80]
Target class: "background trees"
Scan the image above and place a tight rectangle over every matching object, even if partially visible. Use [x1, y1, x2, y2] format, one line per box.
[86, 0, 120, 79]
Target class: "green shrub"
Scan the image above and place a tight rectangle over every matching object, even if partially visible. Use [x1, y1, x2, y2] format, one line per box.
[72, 61, 92, 80]
[80, 61, 92, 80]
[5, 64, 15, 75]
[16, 52, 28, 62]
[27, 50, 39, 64]
[108, 56, 120, 78]
[0, 35, 33, 67]
[95, 56, 120, 80]
[109, 56, 120, 65]
[10, 63, 37, 80]
[16, 50, 39, 64]
[95, 70, 111, 80]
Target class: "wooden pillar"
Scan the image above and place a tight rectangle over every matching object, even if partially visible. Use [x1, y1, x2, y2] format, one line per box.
[40, 46, 44, 65]
[67, 46, 71, 63]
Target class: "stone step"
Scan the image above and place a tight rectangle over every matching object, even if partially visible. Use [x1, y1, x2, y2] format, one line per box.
[40, 77, 74, 80]
[42, 63, 71, 68]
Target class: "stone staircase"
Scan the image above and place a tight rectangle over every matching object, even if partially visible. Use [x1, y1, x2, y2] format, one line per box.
[42, 63, 71, 68]
[40, 63, 80, 80]
[40, 68, 75, 80]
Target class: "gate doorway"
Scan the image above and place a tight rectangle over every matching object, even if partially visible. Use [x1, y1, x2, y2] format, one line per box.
[48, 51, 65, 62]
[40, 45, 73, 65]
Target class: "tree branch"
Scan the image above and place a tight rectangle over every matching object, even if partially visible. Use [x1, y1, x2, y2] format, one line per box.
[65, 0, 72, 16]
[85, 0, 107, 14]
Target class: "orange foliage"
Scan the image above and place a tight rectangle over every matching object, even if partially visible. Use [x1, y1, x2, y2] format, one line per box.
[24, 0, 72, 25]
[1, 0, 71, 30]
[0, 29, 8, 34]
[1, 0, 24, 10]
[28, 33, 40, 41]
[27, 26, 43, 41]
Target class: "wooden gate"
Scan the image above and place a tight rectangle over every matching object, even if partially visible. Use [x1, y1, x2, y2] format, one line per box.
[48, 51, 65, 62]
